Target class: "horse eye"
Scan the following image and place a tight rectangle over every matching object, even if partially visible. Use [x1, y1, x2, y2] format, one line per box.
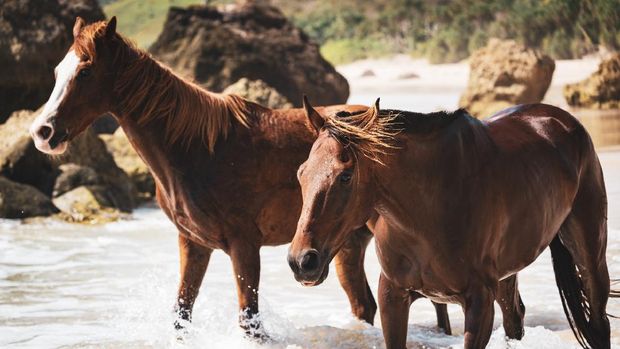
[78, 68, 91, 78]
[339, 172, 352, 184]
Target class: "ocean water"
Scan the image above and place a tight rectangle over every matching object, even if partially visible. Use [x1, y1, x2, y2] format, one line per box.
[1, 59, 620, 348]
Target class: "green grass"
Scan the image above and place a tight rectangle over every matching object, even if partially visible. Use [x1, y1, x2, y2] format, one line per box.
[103, 0, 204, 48]
[320, 38, 395, 65]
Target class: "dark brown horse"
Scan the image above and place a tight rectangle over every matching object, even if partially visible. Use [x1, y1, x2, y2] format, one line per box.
[27, 18, 451, 337]
[289, 100, 611, 348]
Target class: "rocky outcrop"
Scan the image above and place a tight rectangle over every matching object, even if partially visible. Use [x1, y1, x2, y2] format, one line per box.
[100, 129, 155, 202]
[564, 53, 620, 109]
[0, 0, 105, 122]
[150, 2, 349, 107]
[459, 39, 555, 118]
[0, 109, 136, 219]
[0, 177, 58, 219]
[223, 78, 292, 109]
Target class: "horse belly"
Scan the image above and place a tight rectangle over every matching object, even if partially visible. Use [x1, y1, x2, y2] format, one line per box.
[376, 238, 466, 300]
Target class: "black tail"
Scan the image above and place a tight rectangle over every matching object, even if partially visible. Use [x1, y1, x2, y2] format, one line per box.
[550, 236, 605, 349]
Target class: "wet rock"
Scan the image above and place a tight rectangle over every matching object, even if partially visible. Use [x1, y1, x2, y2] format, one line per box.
[100, 129, 154, 202]
[150, 2, 349, 107]
[0, 176, 59, 219]
[564, 53, 620, 109]
[459, 39, 555, 118]
[53, 164, 102, 197]
[0, 0, 105, 123]
[0, 109, 136, 213]
[53, 185, 121, 224]
[223, 78, 292, 109]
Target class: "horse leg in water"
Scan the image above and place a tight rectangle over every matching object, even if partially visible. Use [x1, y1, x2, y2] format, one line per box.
[430, 300, 451, 335]
[552, 161, 610, 349]
[463, 283, 495, 349]
[334, 226, 377, 324]
[378, 272, 411, 349]
[229, 237, 264, 339]
[174, 233, 213, 329]
[495, 274, 525, 339]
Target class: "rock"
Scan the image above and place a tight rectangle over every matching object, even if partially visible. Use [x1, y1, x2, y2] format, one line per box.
[564, 53, 620, 109]
[150, 2, 349, 107]
[91, 113, 119, 134]
[100, 129, 155, 202]
[0, 109, 136, 213]
[53, 185, 121, 224]
[459, 39, 555, 118]
[0, 176, 58, 218]
[223, 78, 292, 109]
[360, 69, 376, 77]
[397, 72, 419, 79]
[0, 0, 105, 123]
[53, 164, 102, 197]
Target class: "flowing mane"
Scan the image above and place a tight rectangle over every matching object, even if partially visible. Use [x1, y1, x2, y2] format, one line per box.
[74, 21, 251, 152]
[324, 101, 466, 163]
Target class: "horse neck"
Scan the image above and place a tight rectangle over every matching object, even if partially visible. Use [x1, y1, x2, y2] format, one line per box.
[109, 45, 246, 197]
[373, 116, 490, 234]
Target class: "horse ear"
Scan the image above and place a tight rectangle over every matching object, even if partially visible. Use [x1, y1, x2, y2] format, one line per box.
[303, 95, 324, 133]
[73, 17, 85, 38]
[105, 16, 117, 39]
[372, 98, 381, 115]
[360, 98, 381, 130]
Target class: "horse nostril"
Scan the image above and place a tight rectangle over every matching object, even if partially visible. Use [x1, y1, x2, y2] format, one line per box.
[37, 125, 53, 140]
[299, 250, 320, 273]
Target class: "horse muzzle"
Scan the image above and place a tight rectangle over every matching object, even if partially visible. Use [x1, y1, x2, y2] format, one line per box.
[287, 248, 329, 286]
[30, 116, 69, 155]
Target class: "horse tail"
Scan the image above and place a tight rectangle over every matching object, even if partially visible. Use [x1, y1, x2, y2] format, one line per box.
[550, 235, 604, 349]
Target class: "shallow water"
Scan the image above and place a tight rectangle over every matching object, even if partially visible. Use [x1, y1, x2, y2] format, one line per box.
[2, 59, 620, 348]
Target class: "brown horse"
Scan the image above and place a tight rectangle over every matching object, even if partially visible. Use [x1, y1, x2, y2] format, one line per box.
[27, 18, 451, 337]
[289, 100, 611, 348]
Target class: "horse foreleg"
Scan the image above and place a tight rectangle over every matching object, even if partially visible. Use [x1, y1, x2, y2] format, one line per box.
[175, 233, 213, 329]
[496, 274, 525, 339]
[463, 285, 495, 349]
[379, 273, 411, 349]
[229, 240, 264, 340]
[334, 226, 377, 324]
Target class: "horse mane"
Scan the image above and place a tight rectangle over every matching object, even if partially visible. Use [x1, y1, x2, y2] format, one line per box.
[74, 21, 251, 152]
[324, 104, 466, 163]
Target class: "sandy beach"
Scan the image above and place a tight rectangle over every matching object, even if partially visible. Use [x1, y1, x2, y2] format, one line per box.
[337, 54, 602, 111]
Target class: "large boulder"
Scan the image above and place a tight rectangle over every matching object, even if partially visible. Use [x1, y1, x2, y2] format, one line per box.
[100, 129, 155, 203]
[459, 39, 555, 118]
[564, 53, 620, 109]
[53, 185, 121, 224]
[149, 2, 349, 107]
[223, 78, 292, 109]
[0, 0, 105, 123]
[0, 109, 136, 213]
[0, 176, 58, 219]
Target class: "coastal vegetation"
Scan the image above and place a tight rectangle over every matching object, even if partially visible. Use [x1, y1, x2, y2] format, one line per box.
[102, 0, 620, 64]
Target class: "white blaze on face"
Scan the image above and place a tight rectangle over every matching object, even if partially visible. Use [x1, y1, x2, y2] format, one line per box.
[30, 50, 80, 154]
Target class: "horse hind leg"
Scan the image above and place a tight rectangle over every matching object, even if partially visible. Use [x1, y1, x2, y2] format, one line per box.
[552, 165, 610, 348]
[495, 274, 525, 340]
